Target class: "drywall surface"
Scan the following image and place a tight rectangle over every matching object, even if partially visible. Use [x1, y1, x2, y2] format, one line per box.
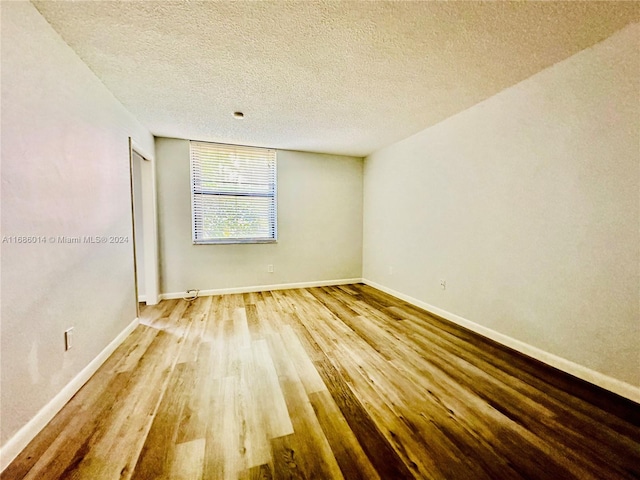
[155, 138, 363, 294]
[363, 24, 640, 386]
[1, 1, 154, 446]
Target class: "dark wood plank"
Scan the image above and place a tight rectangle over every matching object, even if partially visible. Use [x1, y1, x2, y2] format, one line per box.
[271, 435, 307, 480]
[131, 362, 196, 480]
[308, 390, 380, 480]
[239, 462, 274, 480]
[311, 355, 415, 479]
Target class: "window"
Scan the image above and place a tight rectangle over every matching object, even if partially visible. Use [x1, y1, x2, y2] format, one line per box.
[190, 141, 277, 244]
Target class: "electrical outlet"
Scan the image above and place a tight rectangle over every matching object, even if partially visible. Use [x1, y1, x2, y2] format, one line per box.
[64, 327, 74, 351]
[388, 266, 393, 275]
[440, 279, 446, 290]
[267, 264, 274, 273]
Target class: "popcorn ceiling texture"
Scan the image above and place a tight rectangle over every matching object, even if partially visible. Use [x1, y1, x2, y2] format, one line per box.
[33, 1, 638, 156]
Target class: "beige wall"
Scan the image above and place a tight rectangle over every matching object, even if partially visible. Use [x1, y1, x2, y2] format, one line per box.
[1, 1, 154, 446]
[155, 138, 363, 295]
[363, 24, 640, 386]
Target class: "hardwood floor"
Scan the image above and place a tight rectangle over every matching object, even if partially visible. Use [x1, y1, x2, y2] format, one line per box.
[3, 284, 639, 479]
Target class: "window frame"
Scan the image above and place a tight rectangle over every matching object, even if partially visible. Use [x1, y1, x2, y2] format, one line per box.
[190, 140, 278, 245]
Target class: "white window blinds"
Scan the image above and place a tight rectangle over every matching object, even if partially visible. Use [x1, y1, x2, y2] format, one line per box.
[190, 141, 277, 244]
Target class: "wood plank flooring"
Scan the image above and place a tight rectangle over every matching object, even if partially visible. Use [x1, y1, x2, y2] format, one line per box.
[3, 284, 639, 479]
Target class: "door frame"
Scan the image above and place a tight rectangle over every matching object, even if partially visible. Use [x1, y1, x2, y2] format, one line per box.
[128, 137, 160, 306]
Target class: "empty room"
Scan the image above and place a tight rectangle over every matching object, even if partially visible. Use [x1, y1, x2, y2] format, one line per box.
[1, 1, 639, 479]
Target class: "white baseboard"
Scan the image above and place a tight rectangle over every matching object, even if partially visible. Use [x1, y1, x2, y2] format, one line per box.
[0, 317, 140, 473]
[138, 295, 147, 303]
[159, 278, 363, 300]
[362, 278, 640, 404]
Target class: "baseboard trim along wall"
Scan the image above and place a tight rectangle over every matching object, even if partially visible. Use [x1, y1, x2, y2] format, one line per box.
[159, 278, 363, 300]
[0, 317, 140, 473]
[362, 278, 640, 404]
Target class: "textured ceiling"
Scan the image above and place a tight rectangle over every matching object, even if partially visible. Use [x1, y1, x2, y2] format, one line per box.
[33, 1, 639, 157]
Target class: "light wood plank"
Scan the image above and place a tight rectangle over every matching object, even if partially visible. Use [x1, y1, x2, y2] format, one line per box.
[170, 439, 205, 480]
[280, 324, 327, 395]
[266, 333, 345, 480]
[251, 339, 294, 439]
